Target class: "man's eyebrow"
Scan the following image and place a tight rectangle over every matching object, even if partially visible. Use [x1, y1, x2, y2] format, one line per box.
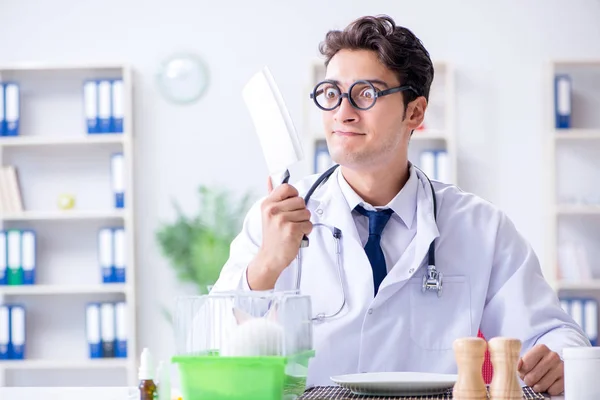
[366, 79, 390, 88]
[328, 79, 391, 89]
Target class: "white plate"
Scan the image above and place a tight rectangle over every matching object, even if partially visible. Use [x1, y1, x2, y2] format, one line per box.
[330, 372, 458, 396]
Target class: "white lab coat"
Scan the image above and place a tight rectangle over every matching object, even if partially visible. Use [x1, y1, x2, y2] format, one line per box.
[211, 167, 590, 387]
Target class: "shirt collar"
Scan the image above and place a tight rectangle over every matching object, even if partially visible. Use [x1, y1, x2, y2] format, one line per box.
[337, 164, 418, 229]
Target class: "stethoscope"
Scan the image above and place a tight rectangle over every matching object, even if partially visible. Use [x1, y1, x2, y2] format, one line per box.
[292, 163, 443, 322]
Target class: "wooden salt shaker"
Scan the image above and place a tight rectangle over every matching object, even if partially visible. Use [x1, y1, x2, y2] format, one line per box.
[453, 337, 488, 400]
[488, 337, 523, 400]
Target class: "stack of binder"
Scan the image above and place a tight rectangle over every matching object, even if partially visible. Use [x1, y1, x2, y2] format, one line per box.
[554, 74, 571, 129]
[86, 302, 127, 358]
[560, 297, 598, 345]
[0, 304, 26, 360]
[83, 79, 124, 134]
[0, 165, 24, 214]
[0, 82, 21, 136]
[97, 227, 126, 284]
[0, 229, 36, 286]
[111, 153, 125, 209]
[419, 150, 450, 183]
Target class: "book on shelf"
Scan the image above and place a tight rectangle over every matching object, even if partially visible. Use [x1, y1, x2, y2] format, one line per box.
[559, 296, 598, 345]
[0, 165, 24, 214]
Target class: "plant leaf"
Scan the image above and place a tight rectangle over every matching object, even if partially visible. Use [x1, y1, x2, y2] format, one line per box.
[155, 185, 255, 293]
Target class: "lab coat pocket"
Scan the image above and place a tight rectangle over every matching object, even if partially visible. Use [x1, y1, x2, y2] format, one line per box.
[409, 275, 471, 351]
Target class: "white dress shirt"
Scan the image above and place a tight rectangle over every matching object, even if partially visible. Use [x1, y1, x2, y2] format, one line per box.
[337, 164, 418, 272]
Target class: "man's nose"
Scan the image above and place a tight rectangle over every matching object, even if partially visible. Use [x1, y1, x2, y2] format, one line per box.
[334, 96, 359, 124]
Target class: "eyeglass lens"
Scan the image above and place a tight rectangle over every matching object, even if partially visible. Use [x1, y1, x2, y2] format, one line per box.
[314, 81, 377, 110]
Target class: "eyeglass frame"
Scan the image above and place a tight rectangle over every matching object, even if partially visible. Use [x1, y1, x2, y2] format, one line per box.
[309, 79, 419, 111]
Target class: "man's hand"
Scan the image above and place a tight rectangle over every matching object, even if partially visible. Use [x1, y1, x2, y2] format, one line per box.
[246, 177, 313, 290]
[517, 344, 563, 395]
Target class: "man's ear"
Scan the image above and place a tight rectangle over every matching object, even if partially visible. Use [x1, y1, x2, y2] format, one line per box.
[404, 97, 428, 129]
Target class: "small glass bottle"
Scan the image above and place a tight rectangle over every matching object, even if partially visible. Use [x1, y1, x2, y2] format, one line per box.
[138, 348, 157, 400]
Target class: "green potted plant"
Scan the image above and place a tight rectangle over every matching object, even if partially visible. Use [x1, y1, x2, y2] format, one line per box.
[156, 184, 255, 294]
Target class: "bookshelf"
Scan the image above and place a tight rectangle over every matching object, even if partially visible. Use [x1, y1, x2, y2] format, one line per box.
[0, 210, 126, 222]
[0, 284, 129, 296]
[545, 60, 600, 288]
[545, 60, 600, 344]
[553, 129, 600, 140]
[302, 60, 457, 185]
[0, 63, 137, 387]
[0, 358, 129, 371]
[0, 134, 127, 147]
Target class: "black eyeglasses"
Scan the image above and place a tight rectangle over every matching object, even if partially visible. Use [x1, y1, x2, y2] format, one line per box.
[310, 80, 418, 111]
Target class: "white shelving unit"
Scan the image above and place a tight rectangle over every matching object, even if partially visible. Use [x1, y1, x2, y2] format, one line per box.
[0, 284, 129, 296]
[0, 63, 137, 387]
[302, 60, 457, 184]
[545, 60, 600, 293]
[0, 358, 129, 371]
[0, 210, 126, 221]
[0, 134, 128, 147]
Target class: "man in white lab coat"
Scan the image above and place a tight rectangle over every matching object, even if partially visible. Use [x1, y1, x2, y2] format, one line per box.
[212, 15, 589, 395]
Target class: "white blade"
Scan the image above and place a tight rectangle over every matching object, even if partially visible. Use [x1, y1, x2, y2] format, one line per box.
[242, 66, 304, 178]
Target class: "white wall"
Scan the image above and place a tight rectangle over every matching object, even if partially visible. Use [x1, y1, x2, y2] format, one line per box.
[1, 0, 600, 368]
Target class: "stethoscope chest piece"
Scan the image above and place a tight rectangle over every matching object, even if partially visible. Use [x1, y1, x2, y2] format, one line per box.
[422, 264, 443, 297]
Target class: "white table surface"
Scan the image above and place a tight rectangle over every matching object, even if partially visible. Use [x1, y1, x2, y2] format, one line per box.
[0, 386, 565, 399]
[0, 387, 564, 400]
[0, 387, 138, 400]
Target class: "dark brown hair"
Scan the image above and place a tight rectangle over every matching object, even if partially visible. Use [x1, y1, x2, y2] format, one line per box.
[319, 15, 434, 107]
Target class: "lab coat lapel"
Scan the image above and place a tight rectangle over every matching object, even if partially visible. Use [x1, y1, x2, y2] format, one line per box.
[373, 170, 440, 307]
[309, 172, 376, 306]
[311, 173, 361, 248]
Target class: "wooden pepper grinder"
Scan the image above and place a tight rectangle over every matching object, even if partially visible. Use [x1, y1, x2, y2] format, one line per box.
[453, 337, 488, 400]
[488, 337, 523, 400]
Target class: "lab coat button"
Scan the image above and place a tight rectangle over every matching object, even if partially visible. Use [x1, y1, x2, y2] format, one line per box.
[368, 308, 373, 314]
[316, 209, 323, 215]
[409, 268, 414, 274]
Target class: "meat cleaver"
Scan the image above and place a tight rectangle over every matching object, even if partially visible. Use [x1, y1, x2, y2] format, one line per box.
[242, 66, 310, 247]
[242, 66, 304, 186]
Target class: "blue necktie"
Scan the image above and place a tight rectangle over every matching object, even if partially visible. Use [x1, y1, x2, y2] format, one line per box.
[355, 205, 394, 296]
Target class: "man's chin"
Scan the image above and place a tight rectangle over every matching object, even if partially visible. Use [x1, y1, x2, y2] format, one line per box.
[328, 151, 371, 169]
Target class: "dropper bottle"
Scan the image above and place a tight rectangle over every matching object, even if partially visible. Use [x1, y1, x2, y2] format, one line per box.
[138, 348, 157, 400]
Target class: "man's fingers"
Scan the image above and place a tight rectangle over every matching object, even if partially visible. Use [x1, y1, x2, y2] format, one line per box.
[522, 350, 556, 386]
[531, 362, 563, 394]
[299, 221, 313, 235]
[267, 176, 274, 194]
[546, 378, 564, 396]
[263, 197, 308, 219]
[519, 345, 548, 375]
[282, 209, 311, 223]
[277, 196, 306, 212]
[270, 183, 299, 202]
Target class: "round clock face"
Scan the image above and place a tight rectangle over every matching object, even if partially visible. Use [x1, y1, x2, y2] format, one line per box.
[156, 53, 209, 104]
